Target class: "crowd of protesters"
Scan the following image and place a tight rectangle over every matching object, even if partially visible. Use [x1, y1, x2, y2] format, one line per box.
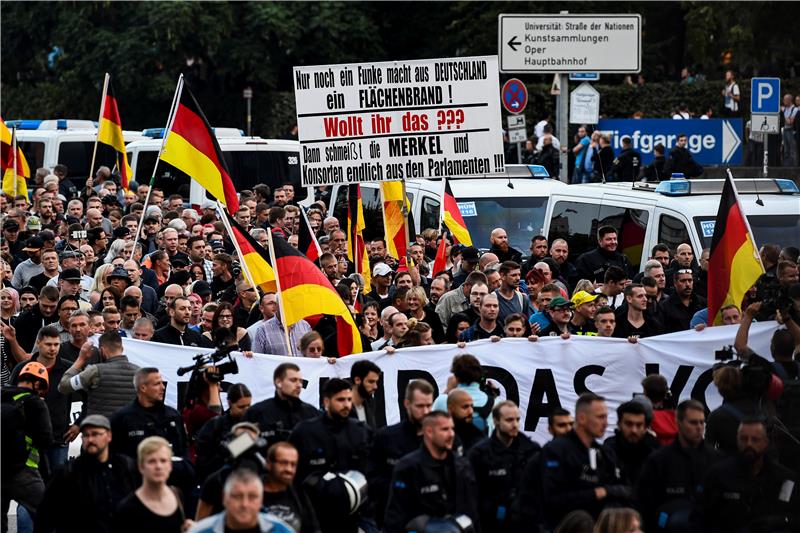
[1, 162, 799, 533]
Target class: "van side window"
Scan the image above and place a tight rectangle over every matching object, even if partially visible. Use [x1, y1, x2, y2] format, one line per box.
[59, 141, 118, 185]
[658, 214, 690, 253]
[220, 151, 304, 202]
[421, 197, 440, 233]
[18, 141, 45, 172]
[548, 201, 649, 271]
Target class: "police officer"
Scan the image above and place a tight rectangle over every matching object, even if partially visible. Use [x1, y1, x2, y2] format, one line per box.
[35, 415, 137, 533]
[690, 417, 799, 533]
[603, 401, 659, 484]
[384, 411, 480, 533]
[368, 380, 434, 528]
[1, 361, 53, 532]
[637, 399, 722, 532]
[612, 135, 642, 181]
[289, 378, 372, 533]
[540, 393, 630, 528]
[245, 363, 318, 445]
[469, 400, 540, 532]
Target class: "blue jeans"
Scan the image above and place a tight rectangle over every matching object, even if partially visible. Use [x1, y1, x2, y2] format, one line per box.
[573, 166, 591, 184]
[45, 446, 69, 473]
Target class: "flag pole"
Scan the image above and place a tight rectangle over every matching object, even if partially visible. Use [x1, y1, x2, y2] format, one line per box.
[87, 73, 110, 188]
[265, 228, 295, 357]
[217, 204, 259, 294]
[726, 168, 765, 271]
[400, 178, 411, 263]
[135, 74, 184, 242]
[299, 207, 322, 259]
[12, 126, 18, 197]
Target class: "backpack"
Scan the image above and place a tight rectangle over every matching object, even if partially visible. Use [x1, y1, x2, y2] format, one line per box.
[1, 389, 32, 477]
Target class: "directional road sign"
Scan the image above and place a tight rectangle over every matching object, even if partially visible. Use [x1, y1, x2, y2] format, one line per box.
[498, 14, 641, 73]
[750, 78, 780, 114]
[596, 118, 743, 165]
[501, 78, 528, 114]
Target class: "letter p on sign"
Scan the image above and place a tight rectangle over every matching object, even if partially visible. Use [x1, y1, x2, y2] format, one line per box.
[751, 78, 780, 114]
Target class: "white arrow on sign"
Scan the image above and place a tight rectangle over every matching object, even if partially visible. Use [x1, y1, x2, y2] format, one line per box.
[722, 120, 741, 164]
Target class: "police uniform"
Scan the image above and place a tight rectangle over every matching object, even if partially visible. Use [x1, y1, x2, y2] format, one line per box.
[288, 414, 371, 533]
[540, 430, 630, 527]
[244, 393, 319, 445]
[384, 445, 480, 533]
[468, 430, 541, 532]
[603, 429, 660, 484]
[636, 438, 722, 532]
[109, 398, 188, 459]
[690, 455, 799, 533]
[613, 147, 642, 181]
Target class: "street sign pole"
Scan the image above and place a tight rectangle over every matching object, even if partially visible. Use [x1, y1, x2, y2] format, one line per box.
[558, 73, 568, 182]
[750, 78, 780, 179]
[243, 87, 253, 136]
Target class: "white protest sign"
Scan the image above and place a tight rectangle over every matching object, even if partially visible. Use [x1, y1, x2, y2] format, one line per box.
[293, 56, 505, 186]
[123, 322, 776, 444]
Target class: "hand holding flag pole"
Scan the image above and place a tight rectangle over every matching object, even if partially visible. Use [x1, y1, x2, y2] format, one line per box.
[87, 73, 110, 193]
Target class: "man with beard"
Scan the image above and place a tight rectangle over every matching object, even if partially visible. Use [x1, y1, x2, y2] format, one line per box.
[245, 363, 319, 445]
[349, 360, 381, 430]
[261, 442, 320, 533]
[368, 380, 434, 529]
[659, 269, 706, 333]
[603, 401, 659, 485]
[289, 378, 371, 533]
[151, 296, 212, 347]
[489, 227, 522, 263]
[494, 261, 531, 324]
[11, 236, 45, 289]
[575, 226, 631, 283]
[448, 389, 486, 453]
[469, 401, 540, 532]
[428, 276, 449, 307]
[35, 415, 137, 533]
[384, 411, 479, 533]
[691, 418, 799, 532]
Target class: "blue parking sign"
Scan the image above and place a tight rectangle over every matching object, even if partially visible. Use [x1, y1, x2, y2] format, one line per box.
[750, 78, 780, 114]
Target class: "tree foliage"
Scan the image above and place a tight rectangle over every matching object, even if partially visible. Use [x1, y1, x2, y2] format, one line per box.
[1, 1, 797, 137]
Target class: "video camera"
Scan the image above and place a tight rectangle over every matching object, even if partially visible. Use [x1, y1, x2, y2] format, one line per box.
[713, 346, 774, 400]
[225, 430, 269, 468]
[176, 344, 239, 383]
[755, 276, 797, 322]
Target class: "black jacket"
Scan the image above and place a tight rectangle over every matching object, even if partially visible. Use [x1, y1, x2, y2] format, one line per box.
[11, 355, 76, 444]
[636, 438, 722, 532]
[1, 386, 53, 479]
[245, 393, 319, 445]
[194, 410, 240, 483]
[468, 431, 541, 532]
[540, 430, 629, 527]
[454, 418, 487, 454]
[489, 245, 523, 264]
[367, 419, 422, 527]
[705, 397, 762, 456]
[642, 155, 666, 182]
[592, 145, 615, 180]
[14, 305, 58, 353]
[664, 146, 703, 177]
[109, 399, 188, 460]
[690, 455, 799, 533]
[151, 324, 213, 348]
[384, 445, 481, 533]
[658, 292, 707, 333]
[603, 430, 660, 484]
[35, 453, 138, 533]
[613, 147, 642, 181]
[575, 247, 631, 283]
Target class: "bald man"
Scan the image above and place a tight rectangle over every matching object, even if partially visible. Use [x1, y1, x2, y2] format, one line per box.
[488, 228, 522, 263]
[448, 389, 485, 453]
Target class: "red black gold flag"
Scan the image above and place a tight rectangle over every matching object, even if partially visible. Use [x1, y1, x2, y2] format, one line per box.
[162, 82, 240, 213]
[226, 214, 277, 294]
[297, 208, 322, 263]
[97, 81, 133, 190]
[707, 174, 764, 325]
[347, 184, 372, 293]
[442, 178, 472, 246]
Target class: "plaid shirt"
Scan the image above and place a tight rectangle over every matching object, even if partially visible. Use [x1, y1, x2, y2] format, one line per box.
[252, 316, 311, 356]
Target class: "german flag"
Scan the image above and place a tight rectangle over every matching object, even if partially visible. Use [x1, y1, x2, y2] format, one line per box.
[97, 81, 133, 190]
[381, 181, 409, 261]
[347, 184, 371, 293]
[442, 178, 472, 246]
[162, 82, 239, 213]
[226, 213, 277, 294]
[1, 118, 30, 197]
[297, 208, 321, 263]
[707, 174, 764, 325]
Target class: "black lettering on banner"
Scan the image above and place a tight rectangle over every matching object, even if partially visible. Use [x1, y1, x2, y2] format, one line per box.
[573, 365, 605, 395]
[524, 369, 561, 432]
[482, 365, 520, 405]
[690, 368, 715, 414]
[396, 370, 440, 420]
[645, 363, 695, 401]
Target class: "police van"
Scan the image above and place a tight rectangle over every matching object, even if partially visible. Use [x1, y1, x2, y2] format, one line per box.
[327, 170, 799, 274]
[126, 129, 308, 207]
[10, 119, 145, 186]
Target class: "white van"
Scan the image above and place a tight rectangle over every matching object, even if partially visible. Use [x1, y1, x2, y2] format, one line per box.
[126, 130, 309, 206]
[327, 173, 799, 273]
[12, 119, 144, 186]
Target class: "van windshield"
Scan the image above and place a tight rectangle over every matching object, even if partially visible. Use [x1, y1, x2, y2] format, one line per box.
[693, 214, 800, 249]
[58, 142, 119, 185]
[459, 197, 549, 253]
[17, 141, 45, 172]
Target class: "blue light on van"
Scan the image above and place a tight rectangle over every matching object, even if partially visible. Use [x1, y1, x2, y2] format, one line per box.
[5, 120, 44, 130]
[527, 165, 550, 178]
[142, 128, 165, 139]
[774, 179, 799, 194]
[655, 179, 691, 196]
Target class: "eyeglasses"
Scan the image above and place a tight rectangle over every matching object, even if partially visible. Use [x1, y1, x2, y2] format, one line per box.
[677, 269, 693, 275]
[219, 314, 233, 320]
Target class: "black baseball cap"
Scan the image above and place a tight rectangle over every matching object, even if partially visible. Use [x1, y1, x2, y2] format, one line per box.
[3, 219, 20, 231]
[461, 246, 481, 262]
[23, 236, 44, 251]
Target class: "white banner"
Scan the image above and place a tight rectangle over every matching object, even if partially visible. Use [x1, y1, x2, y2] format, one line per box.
[123, 322, 777, 444]
[293, 56, 505, 186]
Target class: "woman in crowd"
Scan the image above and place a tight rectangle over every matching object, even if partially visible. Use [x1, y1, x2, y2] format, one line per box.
[396, 318, 433, 347]
[202, 302, 251, 351]
[445, 312, 471, 344]
[96, 286, 122, 312]
[405, 286, 444, 343]
[0, 287, 19, 324]
[300, 331, 326, 358]
[182, 364, 223, 463]
[359, 301, 380, 343]
[90, 263, 114, 306]
[114, 436, 189, 532]
[594, 508, 643, 533]
[194, 383, 252, 484]
[525, 268, 546, 308]
[189, 264, 206, 282]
